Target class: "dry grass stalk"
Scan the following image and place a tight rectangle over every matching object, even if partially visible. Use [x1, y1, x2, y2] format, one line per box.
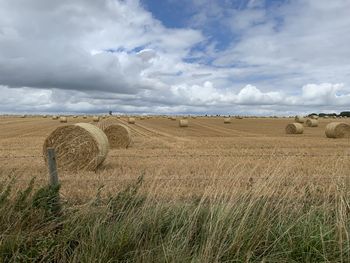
[285, 123, 304, 134]
[43, 123, 109, 171]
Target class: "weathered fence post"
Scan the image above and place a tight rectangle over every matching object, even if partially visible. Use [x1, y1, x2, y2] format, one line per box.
[47, 148, 59, 186]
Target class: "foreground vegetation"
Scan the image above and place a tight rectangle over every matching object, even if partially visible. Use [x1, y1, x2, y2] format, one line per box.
[1, 176, 350, 262]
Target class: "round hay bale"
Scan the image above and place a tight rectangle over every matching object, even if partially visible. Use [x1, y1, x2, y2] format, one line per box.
[52, 115, 58, 120]
[96, 121, 131, 149]
[224, 117, 231, 124]
[92, 116, 100, 122]
[305, 119, 318, 127]
[83, 115, 87, 119]
[295, 115, 306, 123]
[42, 115, 47, 118]
[170, 116, 176, 121]
[73, 115, 78, 118]
[310, 115, 319, 120]
[140, 116, 145, 120]
[128, 117, 135, 124]
[179, 119, 189, 127]
[325, 122, 350, 138]
[20, 115, 26, 118]
[285, 123, 304, 134]
[43, 123, 109, 171]
[59, 117, 67, 123]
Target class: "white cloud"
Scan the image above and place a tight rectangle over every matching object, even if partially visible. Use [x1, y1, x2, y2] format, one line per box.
[1, 0, 350, 115]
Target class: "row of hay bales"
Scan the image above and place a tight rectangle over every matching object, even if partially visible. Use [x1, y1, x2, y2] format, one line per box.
[51, 115, 106, 123]
[286, 118, 350, 138]
[43, 119, 132, 172]
[287, 116, 320, 134]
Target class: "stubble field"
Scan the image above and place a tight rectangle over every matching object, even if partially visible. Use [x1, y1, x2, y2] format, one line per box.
[1, 116, 349, 202]
[2, 115, 350, 261]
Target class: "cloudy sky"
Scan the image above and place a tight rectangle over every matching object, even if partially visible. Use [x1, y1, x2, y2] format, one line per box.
[1, 0, 350, 115]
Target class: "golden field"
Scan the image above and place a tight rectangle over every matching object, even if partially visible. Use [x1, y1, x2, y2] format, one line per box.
[1, 115, 350, 203]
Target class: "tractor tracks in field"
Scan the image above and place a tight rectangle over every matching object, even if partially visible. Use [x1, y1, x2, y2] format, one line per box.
[191, 120, 258, 137]
[116, 119, 191, 148]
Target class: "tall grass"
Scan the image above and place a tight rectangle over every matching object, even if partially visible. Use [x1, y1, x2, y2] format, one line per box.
[1, 175, 350, 262]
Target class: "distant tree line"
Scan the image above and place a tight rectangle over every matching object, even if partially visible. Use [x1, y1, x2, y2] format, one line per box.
[308, 111, 350, 117]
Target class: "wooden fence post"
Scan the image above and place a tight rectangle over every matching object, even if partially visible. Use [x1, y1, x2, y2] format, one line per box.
[47, 148, 59, 186]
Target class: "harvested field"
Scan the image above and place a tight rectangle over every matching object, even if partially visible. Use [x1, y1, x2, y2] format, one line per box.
[1, 116, 350, 202]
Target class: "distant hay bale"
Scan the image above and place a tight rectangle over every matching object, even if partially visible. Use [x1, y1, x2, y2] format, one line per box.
[295, 115, 306, 123]
[236, 116, 243, 119]
[128, 117, 135, 124]
[20, 115, 26, 118]
[285, 123, 304, 134]
[92, 116, 100, 122]
[140, 116, 145, 120]
[224, 117, 231, 124]
[179, 119, 189, 127]
[310, 115, 319, 120]
[325, 122, 350, 138]
[42, 115, 47, 118]
[73, 116, 78, 118]
[83, 115, 87, 119]
[52, 116, 58, 120]
[96, 121, 131, 149]
[305, 119, 318, 127]
[43, 123, 109, 171]
[170, 116, 176, 121]
[59, 117, 67, 123]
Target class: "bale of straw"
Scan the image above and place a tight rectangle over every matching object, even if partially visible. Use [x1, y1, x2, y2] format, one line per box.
[73, 116, 78, 118]
[285, 123, 304, 134]
[224, 117, 231, 124]
[42, 115, 47, 118]
[325, 122, 350, 138]
[310, 115, 319, 120]
[179, 119, 189, 127]
[305, 119, 318, 127]
[92, 116, 100, 122]
[295, 115, 306, 123]
[170, 116, 176, 121]
[52, 116, 58, 120]
[59, 117, 67, 123]
[83, 115, 87, 119]
[140, 116, 145, 120]
[20, 115, 26, 118]
[43, 123, 109, 171]
[128, 117, 135, 124]
[96, 121, 131, 148]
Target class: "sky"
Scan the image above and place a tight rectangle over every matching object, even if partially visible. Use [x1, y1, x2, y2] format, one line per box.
[0, 0, 350, 115]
